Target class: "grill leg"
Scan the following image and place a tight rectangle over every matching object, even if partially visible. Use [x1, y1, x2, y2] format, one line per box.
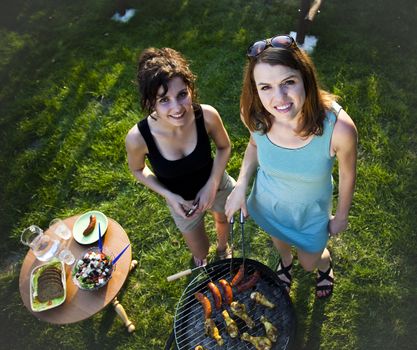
[165, 330, 176, 350]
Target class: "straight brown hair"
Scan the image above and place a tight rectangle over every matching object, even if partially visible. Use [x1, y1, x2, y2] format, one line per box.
[240, 46, 337, 137]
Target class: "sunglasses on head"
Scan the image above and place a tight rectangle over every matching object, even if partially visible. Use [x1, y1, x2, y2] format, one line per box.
[247, 35, 296, 57]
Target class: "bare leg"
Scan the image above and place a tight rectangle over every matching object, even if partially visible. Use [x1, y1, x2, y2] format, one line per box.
[116, 0, 127, 15]
[181, 221, 209, 260]
[212, 211, 229, 252]
[271, 236, 293, 289]
[297, 247, 333, 298]
[271, 236, 293, 267]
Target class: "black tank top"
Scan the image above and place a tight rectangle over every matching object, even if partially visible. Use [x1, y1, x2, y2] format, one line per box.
[137, 104, 213, 200]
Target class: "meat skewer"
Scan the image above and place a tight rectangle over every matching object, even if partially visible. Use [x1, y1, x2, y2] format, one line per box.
[250, 291, 276, 309]
[204, 318, 224, 346]
[241, 332, 272, 350]
[221, 310, 239, 338]
[230, 301, 255, 328]
[260, 315, 278, 342]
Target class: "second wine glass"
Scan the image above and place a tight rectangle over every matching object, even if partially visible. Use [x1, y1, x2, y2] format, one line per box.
[49, 219, 75, 265]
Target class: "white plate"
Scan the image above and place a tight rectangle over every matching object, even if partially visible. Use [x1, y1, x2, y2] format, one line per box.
[72, 210, 108, 245]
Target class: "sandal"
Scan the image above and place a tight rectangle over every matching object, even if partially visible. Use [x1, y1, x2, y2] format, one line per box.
[193, 256, 207, 267]
[216, 244, 232, 260]
[276, 258, 293, 292]
[316, 262, 334, 299]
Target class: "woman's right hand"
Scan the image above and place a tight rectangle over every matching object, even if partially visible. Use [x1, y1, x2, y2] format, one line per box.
[165, 193, 193, 219]
[225, 184, 248, 223]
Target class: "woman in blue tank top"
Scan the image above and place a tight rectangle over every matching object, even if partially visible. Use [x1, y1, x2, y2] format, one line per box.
[126, 48, 235, 267]
[226, 35, 357, 298]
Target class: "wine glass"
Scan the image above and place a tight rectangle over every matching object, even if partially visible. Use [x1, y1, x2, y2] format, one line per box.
[49, 219, 75, 265]
[49, 218, 72, 240]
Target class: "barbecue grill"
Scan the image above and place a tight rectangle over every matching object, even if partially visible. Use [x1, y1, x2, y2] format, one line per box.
[165, 257, 296, 350]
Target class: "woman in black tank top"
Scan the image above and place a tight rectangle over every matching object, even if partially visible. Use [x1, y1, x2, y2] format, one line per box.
[125, 47, 234, 267]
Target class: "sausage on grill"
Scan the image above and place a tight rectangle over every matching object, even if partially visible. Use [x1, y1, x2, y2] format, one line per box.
[236, 270, 261, 293]
[230, 263, 245, 286]
[194, 292, 212, 319]
[207, 282, 222, 310]
[219, 279, 233, 305]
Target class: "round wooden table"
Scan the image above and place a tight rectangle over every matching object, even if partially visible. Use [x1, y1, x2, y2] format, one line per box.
[19, 215, 136, 331]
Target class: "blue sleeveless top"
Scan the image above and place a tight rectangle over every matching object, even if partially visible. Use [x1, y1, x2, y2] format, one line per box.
[247, 103, 341, 253]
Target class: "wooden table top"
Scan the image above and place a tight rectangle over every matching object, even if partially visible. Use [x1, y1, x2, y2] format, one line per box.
[19, 215, 132, 324]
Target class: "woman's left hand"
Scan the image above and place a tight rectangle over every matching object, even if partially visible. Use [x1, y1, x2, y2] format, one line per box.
[194, 181, 217, 213]
[328, 215, 348, 236]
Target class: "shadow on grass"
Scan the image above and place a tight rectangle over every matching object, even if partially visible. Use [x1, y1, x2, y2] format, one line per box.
[303, 299, 327, 350]
[289, 267, 326, 350]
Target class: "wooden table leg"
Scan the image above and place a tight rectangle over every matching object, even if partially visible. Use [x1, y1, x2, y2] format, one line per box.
[112, 297, 135, 333]
[112, 259, 138, 333]
[129, 259, 138, 273]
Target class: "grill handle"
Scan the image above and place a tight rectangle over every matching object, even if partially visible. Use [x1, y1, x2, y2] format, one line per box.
[167, 265, 204, 282]
[167, 268, 193, 282]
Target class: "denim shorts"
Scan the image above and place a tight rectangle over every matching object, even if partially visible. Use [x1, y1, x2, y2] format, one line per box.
[167, 171, 236, 233]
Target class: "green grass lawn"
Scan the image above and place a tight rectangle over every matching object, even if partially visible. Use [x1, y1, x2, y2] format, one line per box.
[1, 0, 416, 349]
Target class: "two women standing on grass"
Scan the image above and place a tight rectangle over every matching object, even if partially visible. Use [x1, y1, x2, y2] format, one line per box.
[126, 47, 235, 267]
[225, 35, 357, 298]
[126, 37, 357, 299]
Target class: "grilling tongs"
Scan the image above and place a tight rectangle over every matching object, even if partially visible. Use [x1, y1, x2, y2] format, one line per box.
[166, 209, 246, 282]
[239, 209, 246, 264]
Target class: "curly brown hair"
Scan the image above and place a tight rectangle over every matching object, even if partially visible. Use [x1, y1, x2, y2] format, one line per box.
[137, 47, 197, 114]
[240, 45, 337, 137]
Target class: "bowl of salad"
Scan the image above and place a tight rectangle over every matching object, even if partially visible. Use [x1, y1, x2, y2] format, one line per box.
[72, 247, 114, 290]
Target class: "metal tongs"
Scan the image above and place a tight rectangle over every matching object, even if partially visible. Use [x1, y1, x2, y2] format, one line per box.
[239, 209, 246, 264]
[228, 209, 246, 275]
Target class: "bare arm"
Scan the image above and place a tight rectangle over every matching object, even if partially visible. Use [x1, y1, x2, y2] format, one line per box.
[329, 109, 358, 235]
[195, 104, 231, 212]
[125, 123, 189, 218]
[306, 0, 322, 21]
[225, 135, 259, 222]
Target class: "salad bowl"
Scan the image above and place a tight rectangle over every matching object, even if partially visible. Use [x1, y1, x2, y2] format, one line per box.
[72, 247, 114, 291]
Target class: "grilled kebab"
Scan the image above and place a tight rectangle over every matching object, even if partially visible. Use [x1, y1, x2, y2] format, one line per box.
[241, 332, 272, 350]
[250, 291, 276, 309]
[260, 315, 278, 342]
[221, 310, 238, 338]
[230, 301, 255, 328]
